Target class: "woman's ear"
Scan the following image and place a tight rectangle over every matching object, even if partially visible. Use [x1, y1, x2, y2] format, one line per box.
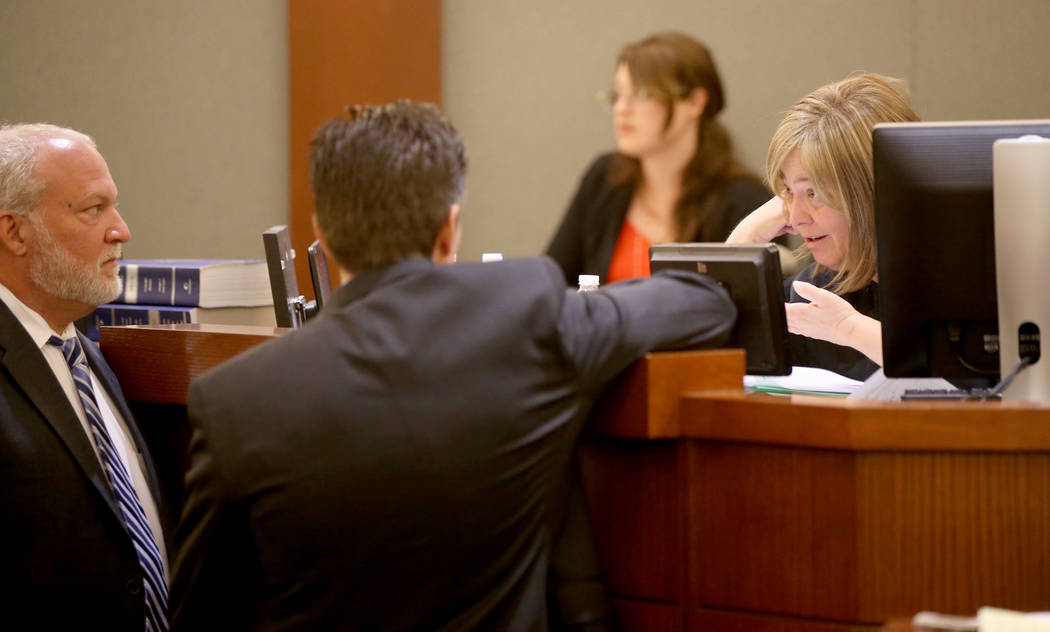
[685, 86, 709, 119]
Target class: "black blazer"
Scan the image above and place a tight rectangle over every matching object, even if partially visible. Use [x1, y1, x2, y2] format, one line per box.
[785, 262, 880, 381]
[0, 301, 170, 630]
[546, 153, 772, 286]
[170, 256, 735, 631]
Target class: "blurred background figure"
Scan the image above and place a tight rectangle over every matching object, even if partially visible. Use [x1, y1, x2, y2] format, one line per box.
[546, 31, 777, 286]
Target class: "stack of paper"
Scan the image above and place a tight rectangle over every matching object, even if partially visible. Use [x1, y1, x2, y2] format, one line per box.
[911, 608, 1050, 631]
[743, 366, 863, 397]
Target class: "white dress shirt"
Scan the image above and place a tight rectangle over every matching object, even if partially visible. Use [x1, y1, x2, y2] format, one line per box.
[0, 282, 169, 579]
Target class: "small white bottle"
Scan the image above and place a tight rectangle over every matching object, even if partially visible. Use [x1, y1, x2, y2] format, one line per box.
[481, 252, 503, 262]
[577, 274, 600, 292]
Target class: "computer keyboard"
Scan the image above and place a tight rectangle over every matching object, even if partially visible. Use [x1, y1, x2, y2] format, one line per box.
[900, 388, 1000, 401]
[849, 369, 999, 402]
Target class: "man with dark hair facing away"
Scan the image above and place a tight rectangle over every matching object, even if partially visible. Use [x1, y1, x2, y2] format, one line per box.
[170, 101, 736, 631]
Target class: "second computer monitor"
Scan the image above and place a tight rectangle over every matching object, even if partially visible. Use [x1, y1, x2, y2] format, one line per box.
[874, 119, 1050, 388]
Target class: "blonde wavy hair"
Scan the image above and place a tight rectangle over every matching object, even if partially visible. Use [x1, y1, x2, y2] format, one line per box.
[767, 73, 919, 293]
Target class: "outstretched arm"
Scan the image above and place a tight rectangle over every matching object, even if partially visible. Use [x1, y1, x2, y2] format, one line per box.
[785, 281, 883, 366]
[557, 269, 736, 389]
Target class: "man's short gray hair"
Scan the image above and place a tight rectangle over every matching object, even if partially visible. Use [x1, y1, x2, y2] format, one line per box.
[0, 123, 97, 216]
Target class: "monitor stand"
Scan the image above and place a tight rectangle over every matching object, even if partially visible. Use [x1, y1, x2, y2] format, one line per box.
[994, 136, 1050, 401]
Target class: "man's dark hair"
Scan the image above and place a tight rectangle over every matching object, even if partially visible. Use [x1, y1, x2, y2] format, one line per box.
[309, 100, 467, 272]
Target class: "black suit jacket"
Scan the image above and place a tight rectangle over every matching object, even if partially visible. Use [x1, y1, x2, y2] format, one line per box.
[0, 301, 169, 631]
[170, 257, 735, 631]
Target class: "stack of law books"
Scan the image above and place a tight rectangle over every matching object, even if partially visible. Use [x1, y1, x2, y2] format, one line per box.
[80, 259, 276, 341]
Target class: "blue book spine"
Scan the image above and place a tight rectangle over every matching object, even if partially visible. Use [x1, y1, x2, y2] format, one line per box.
[117, 262, 202, 306]
[155, 307, 194, 325]
[81, 306, 116, 341]
[83, 304, 194, 341]
[111, 305, 152, 326]
[173, 267, 202, 306]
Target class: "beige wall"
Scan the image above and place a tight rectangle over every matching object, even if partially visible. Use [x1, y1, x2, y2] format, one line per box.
[443, 0, 1050, 262]
[0, 0, 287, 260]
[3, 1, 1048, 265]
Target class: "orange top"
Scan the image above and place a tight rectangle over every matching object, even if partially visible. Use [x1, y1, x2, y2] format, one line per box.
[606, 220, 652, 283]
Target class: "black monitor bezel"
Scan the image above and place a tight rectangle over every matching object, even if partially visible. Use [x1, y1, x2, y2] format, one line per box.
[307, 240, 333, 311]
[650, 242, 790, 375]
[873, 120, 1050, 387]
[262, 225, 301, 328]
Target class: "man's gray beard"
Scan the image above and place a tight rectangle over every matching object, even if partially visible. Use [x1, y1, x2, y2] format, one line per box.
[27, 216, 122, 307]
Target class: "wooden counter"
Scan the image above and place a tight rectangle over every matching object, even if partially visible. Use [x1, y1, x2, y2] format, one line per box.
[100, 325, 1050, 631]
[582, 368, 1050, 630]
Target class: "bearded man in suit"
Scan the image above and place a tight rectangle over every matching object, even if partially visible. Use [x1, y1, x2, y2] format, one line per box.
[0, 123, 170, 631]
[170, 101, 735, 631]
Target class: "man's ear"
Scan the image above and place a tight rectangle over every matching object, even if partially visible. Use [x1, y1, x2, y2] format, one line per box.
[311, 214, 334, 260]
[432, 204, 461, 264]
[0, 210, 31, 257]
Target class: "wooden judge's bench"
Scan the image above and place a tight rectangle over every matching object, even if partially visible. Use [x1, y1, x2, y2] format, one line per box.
[101, 325, 1050, 632]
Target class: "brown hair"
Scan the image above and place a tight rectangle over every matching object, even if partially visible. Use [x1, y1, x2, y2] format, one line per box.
[767, 73, 920, 293]
[309, 100, 467, 273]
[607, 31, 752, 239]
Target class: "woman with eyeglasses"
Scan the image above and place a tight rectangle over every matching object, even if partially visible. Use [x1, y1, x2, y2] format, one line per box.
[727, 73, 920, 380]
[545, 31, 771, 285]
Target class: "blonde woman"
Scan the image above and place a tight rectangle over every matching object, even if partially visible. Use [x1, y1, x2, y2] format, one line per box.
[728, 73, 920, 379]
[547, 31, 770, 285]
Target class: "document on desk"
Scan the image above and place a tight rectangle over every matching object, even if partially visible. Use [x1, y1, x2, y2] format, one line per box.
[978, 606, 1050, 631]
[912, 608, 1050, 630]
[743, 366, 863, 397]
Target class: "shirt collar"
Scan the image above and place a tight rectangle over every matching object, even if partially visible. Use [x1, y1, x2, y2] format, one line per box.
[0, 282, 78, 350]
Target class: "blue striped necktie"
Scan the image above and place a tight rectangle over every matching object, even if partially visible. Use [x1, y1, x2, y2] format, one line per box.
[49, 335, 169, 631]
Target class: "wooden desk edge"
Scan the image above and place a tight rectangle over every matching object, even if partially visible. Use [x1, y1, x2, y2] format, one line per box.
[100, 323, 287, 405]
[680, 390, 1050, 451]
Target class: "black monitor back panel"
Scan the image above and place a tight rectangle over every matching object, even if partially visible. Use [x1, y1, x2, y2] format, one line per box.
[263, 225, 301, 328]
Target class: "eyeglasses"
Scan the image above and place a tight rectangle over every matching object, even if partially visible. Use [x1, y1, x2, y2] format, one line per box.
[596, 88, 656, 108]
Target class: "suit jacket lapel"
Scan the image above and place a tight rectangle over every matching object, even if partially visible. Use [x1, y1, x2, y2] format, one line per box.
[0, 303, 123, 521]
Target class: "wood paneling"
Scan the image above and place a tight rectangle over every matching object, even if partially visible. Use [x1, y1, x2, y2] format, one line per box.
[693, 443, 862, 621]
[692, 609, 881, 631]
[100, 324, 283, 404]
[855, 452, 1050, 618]
[691, 444, 1050, 625]
[610, 598, 682, 631]
[288, 1, 441, 297]
[590, 349, 744, 438]
[580, 439, 683, 601]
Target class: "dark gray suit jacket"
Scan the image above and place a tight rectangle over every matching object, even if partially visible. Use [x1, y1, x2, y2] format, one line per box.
[0, 301, 169, 631]
[170, 256, 735, 631]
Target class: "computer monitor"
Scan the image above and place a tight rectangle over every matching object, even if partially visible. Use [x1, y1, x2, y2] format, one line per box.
[307, 240, 333, 311]
[262, 225, 304, 328]
[874, 120, 1050, 388]
[650, 243, 790, 375]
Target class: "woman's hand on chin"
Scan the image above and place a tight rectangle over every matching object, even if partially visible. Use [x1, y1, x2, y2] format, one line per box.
[726, 196, 795, 244]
